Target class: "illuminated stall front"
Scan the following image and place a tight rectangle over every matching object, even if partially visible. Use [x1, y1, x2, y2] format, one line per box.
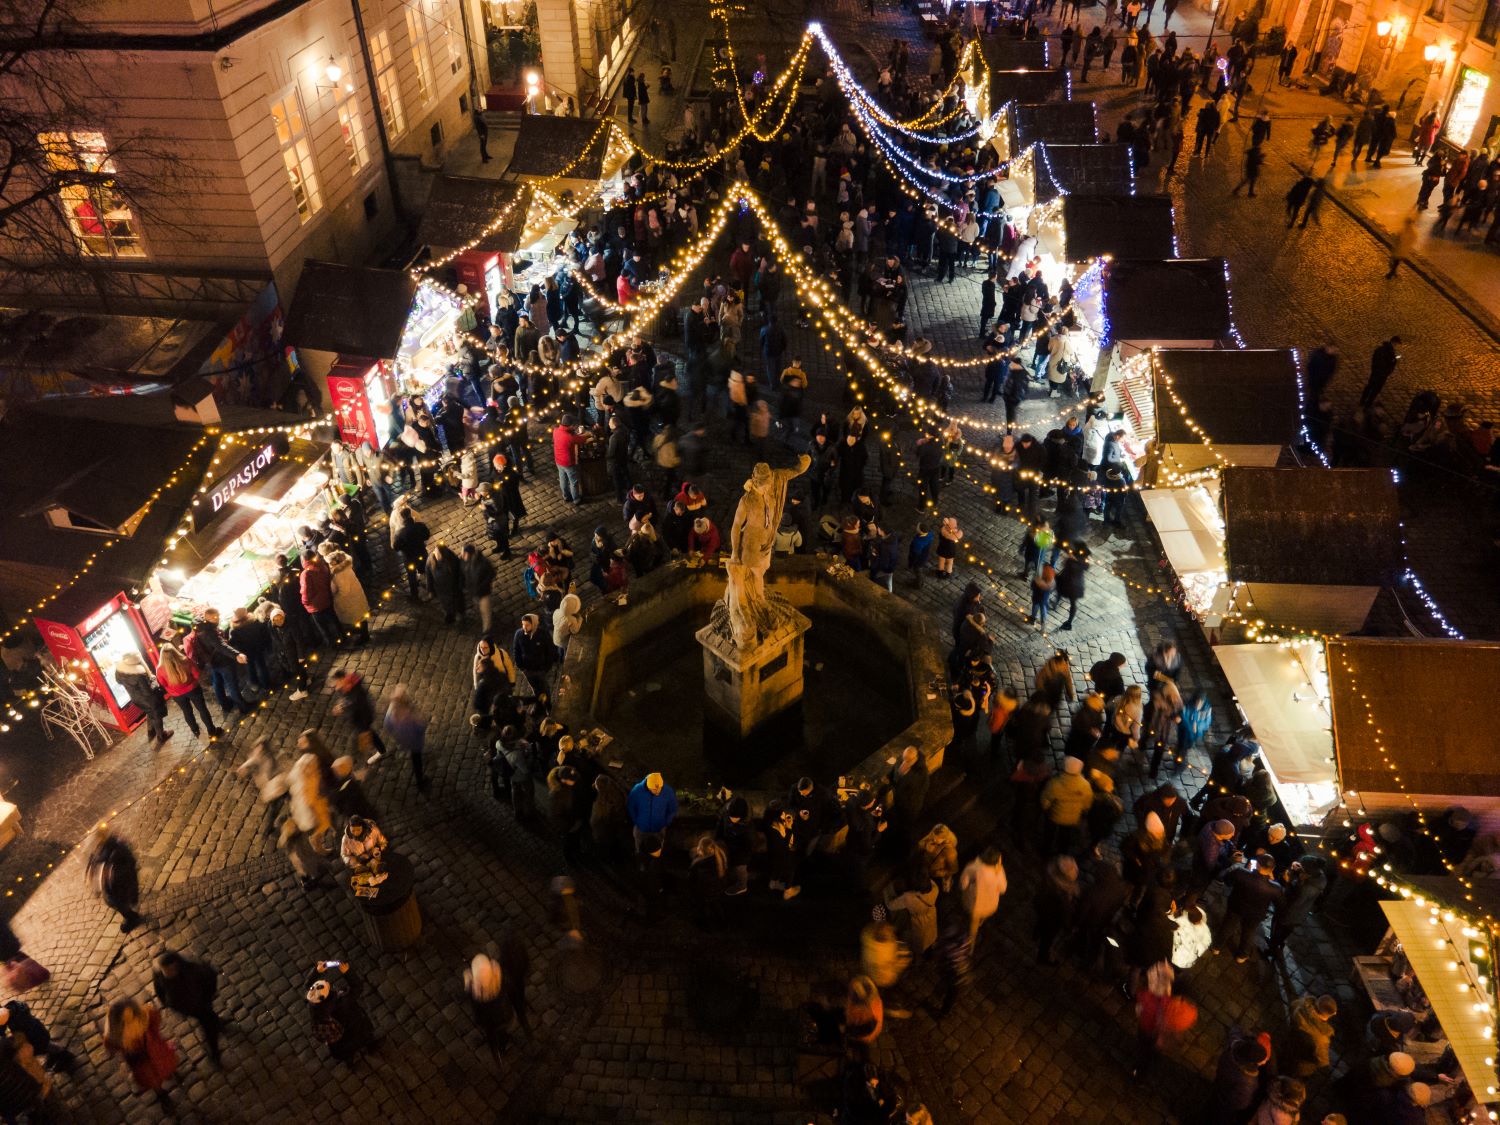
[1213, 641, 1338, 827]
[0, 390, 329, 730]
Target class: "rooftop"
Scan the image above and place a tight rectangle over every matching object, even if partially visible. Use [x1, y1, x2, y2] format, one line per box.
[280, 261, 419, 360]
[1329, 638, 1500, 796]
[504, 116, 611, 181]
[416, 177, 531, 255]
[1102, 257, 1232, 343]
[1034, 142, 1133, 202]
[1153, 349, 1303, 447]
[1061, 195, 1176, 261]
[1221, 466, 1403, 586]
[1011, 102, 1097, 148]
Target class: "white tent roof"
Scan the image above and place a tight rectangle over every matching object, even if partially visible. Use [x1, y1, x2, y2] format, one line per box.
[1214, 644, 1333, 786]
[1140, 486, 1224, 576]
[1380, 900, 1499, 1104]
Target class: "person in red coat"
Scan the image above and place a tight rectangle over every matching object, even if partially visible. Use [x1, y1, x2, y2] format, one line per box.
[688, 516, 721, 558]
[299, 552, 340, 646]
[103, 999, 177, 1111]
[552, 413, 590, 506]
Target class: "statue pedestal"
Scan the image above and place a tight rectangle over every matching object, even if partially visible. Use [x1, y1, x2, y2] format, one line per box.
[696, 599, 811, 739]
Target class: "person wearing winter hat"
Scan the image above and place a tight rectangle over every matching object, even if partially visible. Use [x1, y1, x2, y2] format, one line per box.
[715, 795, 755, 895]
[1250, 1075, 1306, 1123]
[1040, 756, 1094, 856]
[1407, 1082, 1431, 1106]
[114, 649, 171, 744]
[1373, 1050, 1416, 1086]
[1206, 1029, 1273, 1124]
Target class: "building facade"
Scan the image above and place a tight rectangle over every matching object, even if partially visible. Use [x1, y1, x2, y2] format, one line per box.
[1272, 0, 1500, 147]
[0, 0, 491, 318]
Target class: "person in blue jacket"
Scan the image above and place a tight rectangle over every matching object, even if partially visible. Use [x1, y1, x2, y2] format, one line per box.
[627, 772, 678, 847]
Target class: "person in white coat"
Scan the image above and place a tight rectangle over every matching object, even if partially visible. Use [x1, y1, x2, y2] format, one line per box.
[322, 548, 370, 643]
[552, 593, 582, 662]
[959, 847, 1008, 942]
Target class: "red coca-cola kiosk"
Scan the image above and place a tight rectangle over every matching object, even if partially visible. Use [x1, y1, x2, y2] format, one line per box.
[326, 356, 397, 451]
[34, 586, 160, 732]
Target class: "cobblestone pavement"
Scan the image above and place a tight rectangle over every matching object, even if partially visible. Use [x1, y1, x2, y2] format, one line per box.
[0, 2, 1476, 1122]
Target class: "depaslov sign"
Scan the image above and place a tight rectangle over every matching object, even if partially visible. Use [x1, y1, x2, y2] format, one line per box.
[192, 438, 285, 531]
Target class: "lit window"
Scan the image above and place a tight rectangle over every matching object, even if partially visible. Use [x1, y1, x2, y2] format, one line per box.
[37, 130, 146, 258]
[269, 89, 323, 221]
[370, 29, 407, 136]
[334, 67, 370, 172]
[406, 9, 434, 103]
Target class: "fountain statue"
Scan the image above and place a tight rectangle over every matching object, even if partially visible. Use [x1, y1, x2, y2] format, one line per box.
[697, 457, 813, 737]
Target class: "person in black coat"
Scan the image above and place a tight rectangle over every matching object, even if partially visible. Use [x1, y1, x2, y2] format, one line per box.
[391, 506, 431, 599]
[462, 544, 497, 635]
[715, 796, 756, 895]
[228, 607, 275, 692]
[113, 650, 170, 744]
[425, 544, 465, 623]
[834, 434, 868, 506]
[1053, 547, 1088, 630]
[305, 965, 375, 1064]
[153, 951, 224, 1066]
[1217, 858, 1285, 962]
[498, 929, 531, 1033]
[85, 829, 143, 932]
[511, 614, 554, 681]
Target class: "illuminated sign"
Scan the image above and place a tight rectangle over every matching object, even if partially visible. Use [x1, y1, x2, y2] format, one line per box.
[193, 442, 279, 531]
[1445, 67, 1490, 147]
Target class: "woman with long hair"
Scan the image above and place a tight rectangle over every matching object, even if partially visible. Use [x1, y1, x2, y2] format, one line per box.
[103, 998, 177, 1110]
[155, 642, 221, 739]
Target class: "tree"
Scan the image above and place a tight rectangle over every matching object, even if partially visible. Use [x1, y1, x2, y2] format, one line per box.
[0, 0, 198, 307]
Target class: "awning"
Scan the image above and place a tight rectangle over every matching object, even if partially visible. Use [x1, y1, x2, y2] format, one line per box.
[518, 217, 580, 260]
[1379, 900, 1498, 1104]
[1214, 644, 1333, 785]
[998, 179, 1028, 209]
[1140, 486, 1224, 576]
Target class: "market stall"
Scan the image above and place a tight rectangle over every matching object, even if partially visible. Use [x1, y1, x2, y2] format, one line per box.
[151, 431, 335, 624]
[417, 176, 532, 321]
[989, 68, 1070, 107]
[0, 390, 328, 729]
[1352, 895, 1498, 1119]
[282, 259, 420, 433]
[1222, 467, 1401, 636]
[1150, 349, 1305, 479]
[993, 101, 1096, 163]
[1212, 641, 1338, 827]
[504, 114, 615, 199]
[1091, 257, 1235, 410]
[1059, 195, 1177, 263]
[1329, 638, 1500, 826]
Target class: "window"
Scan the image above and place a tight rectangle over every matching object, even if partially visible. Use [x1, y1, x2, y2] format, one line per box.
[406, 9, 434, 104]
[37, 130, 145, 257]
[1481, 0, 1500, 44]
[370, 29, 406, 136]
[269, 89, 323, 221]
[440, 1, 464, 75]
[334, 68, 370, 173]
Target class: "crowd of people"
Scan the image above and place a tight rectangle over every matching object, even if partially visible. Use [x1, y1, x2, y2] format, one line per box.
[5, 0, 1491, 1119]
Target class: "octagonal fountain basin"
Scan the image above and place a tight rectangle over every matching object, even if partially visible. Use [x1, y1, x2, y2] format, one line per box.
[554, 557, 951, 806]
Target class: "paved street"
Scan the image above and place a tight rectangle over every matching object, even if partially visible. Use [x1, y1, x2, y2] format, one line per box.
[0, 1, 1489, 1122]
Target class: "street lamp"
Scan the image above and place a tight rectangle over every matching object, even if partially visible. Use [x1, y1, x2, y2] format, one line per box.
[324, 57, 343, 84]
[1377, 18, 1394, 38]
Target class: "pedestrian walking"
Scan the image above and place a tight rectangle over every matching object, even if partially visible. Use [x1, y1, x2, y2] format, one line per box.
[1230, 142, 1266, 196]
[1285, 174, 1316, 226]
[331, 669, 388, 762]
[1033, 854, 1081, 963]
[463, 953, 513, 1061]
[152, 951, 225, 1067]
[472, 108, 490, 162]
[1283, 993, 1337, 1078]
[85, 828, 143, 933]
[103, 999, 177, 1111]
[636, 72, 650, 125]
[1386, 214, 1418, 278]
[499, 929, 532, 1033]
[461, 544, 497, 635]
[958, 847, 1008, 943]
[1360, 335, 1401, 408]
[622, 66, 636, 124]
[383, 684, 430, 793]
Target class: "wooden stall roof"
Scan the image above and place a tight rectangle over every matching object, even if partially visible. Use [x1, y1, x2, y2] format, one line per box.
[1153, 349, 1303, 447]
[1221, 467, 1402, 586]
[1329, 639, 1500, 796]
